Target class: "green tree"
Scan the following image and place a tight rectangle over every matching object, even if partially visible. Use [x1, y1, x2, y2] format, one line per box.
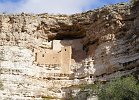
[0, 81, 3, 90]
[0, 69, 3, 90]
[130, 0, 139, 5]
[98, 76, 139, 100]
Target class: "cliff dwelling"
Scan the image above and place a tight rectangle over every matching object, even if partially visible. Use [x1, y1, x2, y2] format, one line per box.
[33, 39, 86, 74]
[0, 1, 139, 100]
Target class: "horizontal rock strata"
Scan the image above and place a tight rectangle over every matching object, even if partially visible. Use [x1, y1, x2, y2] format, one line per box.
[0, 1, 139, 100]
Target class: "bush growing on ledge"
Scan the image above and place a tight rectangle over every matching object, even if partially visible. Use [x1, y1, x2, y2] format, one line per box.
[98, 76, 139, 100]
[73, 82, 101, 100]
[130, 0, 139, 5]
[0, 71, 3, 90]
[0, 81, 3, 90]
[74, 76, 139, 100]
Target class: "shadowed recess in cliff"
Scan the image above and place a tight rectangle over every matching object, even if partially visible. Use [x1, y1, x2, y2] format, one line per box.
[48, 22, 86, 40]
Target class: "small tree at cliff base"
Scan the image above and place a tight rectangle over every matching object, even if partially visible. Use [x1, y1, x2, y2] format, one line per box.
[130, 0, 139, 5]
[98, 76, 139, 100]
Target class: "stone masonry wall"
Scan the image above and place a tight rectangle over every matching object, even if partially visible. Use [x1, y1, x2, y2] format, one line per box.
[0, 1, 139, 99]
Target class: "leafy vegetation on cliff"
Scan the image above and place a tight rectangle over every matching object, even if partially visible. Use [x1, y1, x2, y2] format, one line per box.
[0, 70, 3, 90]
[130, 0, 139, 5]
[0, 81, 3, 90]
[74, 76, 139, 100]
[98, 76, 139, 100]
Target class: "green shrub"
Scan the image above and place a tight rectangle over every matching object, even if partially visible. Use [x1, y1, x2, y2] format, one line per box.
[98, 76, 139, 100]
[130, 0, 139, 5]
[75, 76, 139, 100]
[0, 70, 3, 90]
[74, 83, 101, 100]
[42, 95, 59, 100]
[0, 81, 3, 90]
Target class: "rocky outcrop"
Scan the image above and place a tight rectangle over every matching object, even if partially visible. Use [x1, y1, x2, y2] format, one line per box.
[71, 2, 139, 78]
[88, 2, 139, 77]
[0, 1, 139, 100]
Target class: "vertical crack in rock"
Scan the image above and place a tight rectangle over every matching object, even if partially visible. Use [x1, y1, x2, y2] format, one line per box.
[0, 2, 139, 100]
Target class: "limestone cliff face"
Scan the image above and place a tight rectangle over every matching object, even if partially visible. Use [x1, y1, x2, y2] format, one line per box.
[80, 2, 139, 76]
[69, 2, 139, 79]
[83, 2, 139, 78]
[71, 3, 134, 77]
[0, 1, 139, 100]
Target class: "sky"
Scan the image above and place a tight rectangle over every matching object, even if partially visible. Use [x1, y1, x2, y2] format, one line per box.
[0, 0, 129, 14]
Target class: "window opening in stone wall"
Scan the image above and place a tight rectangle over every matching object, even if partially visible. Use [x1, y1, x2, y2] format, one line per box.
[35, 53, 37, 62]
[32, 49, 34, 52]
[65, 49, 66, 51]
[42, 54, 44, 57]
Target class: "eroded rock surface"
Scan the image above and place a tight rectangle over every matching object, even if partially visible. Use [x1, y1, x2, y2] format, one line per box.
[0, 1, 139, 100]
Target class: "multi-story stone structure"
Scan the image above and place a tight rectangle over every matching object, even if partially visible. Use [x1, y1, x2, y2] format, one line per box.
[0, 1, 139, 100]
[33, 39, 85, 74]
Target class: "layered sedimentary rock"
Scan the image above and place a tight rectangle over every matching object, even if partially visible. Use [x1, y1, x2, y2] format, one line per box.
[0, 1, 139, 100]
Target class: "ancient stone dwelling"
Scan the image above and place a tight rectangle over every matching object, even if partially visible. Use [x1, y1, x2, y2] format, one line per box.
[34, 39, 85, 74]
[0, 1, 139, 100]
